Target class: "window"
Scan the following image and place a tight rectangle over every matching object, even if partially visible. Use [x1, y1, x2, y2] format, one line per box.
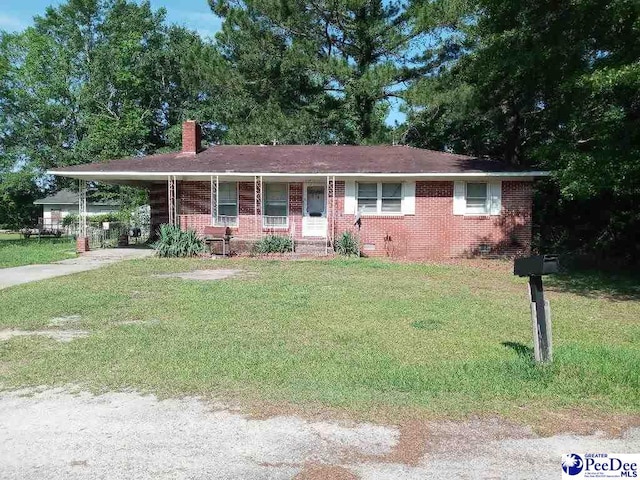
[357, 182, 403, 214]
[216, 182, 238, 226]
[357, 183, 378, 213]
[465, 182, 488, 214]
[263, 183, 288, 227]
[381, 183, 402, 213]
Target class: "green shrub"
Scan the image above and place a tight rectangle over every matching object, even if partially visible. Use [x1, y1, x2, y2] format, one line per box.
[152, 224, 204, 257]
[334, 231, 360, 256]
[253, 235, 293, 254]
[88, 212, 124, 227]
[62, 214, 78, 227]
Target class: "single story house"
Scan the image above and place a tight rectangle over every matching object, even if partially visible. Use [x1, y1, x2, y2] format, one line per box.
[48, 121, 548, 259]
[34, 189, 120, 229]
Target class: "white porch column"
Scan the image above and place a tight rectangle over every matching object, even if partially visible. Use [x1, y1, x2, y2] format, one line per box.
[326, 175, 336, 253]
[78, 179, 87, 237]
[254, 175, 262, 231]
[76, 179, 89, 252]
[167, 175, 177, 225]
[210, 175, 218, 224]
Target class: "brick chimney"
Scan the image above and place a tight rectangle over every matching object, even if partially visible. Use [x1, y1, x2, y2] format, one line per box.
[182, 120, 202, 154]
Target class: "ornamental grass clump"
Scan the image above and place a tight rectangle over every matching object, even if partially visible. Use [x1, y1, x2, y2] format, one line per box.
[334, 231, 360, 256]
[252, 235, 293, 254]
[152, 224, 204, 257]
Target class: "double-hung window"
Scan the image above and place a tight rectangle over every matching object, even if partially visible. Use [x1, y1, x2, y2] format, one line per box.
[465, 182, 489, 215]
[357, 182, 402, 214]
[263, 183, 288, 227]
[216, 182, 238, 226]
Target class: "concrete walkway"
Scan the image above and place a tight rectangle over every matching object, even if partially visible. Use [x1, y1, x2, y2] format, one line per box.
[0, 248, 154, 290]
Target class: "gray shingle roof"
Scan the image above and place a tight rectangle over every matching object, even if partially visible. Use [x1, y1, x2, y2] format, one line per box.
[49, 145, 532, 175]
[33, 189, 120, 206]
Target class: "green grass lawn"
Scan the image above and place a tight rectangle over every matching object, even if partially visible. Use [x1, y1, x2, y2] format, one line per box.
[0, 258, 638, 421]
[0, 233, 76, 268]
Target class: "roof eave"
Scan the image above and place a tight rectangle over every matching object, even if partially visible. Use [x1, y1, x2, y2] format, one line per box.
[47, 170, 551, 180]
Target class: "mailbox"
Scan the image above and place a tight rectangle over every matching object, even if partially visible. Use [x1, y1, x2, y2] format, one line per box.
[514, 255, 559, 277]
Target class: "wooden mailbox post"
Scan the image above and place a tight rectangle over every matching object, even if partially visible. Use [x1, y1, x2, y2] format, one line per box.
[514, 255, 559, 364]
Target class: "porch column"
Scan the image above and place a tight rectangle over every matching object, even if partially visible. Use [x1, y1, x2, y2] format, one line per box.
[167, 175, 177, 226]
[77, 179, 89, 252]
[326, 175, 336, 253]
[210, 175, 218, 224]
[254, 175, 262, 232]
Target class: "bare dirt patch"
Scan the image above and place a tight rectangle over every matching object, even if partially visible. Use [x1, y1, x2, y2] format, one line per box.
[0, 329, 90, 343]
[116, 319, 160, 326]
[153, 269, 247, 281]
[1, 388, 639, 480]
[294, 463, 358, 479]
[48, 315, 81, 327]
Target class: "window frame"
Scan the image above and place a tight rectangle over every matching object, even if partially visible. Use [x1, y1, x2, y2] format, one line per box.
[464, 182, 490, 215]
[214, 182, 239, 227]
[263, 182, 289, 229]
[356, 181, 403, 215]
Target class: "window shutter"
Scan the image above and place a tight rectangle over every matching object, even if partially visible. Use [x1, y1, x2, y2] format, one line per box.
[453, 181, 466, 215]
[402, 181, 416, 215]
[344, 181, 356, 214]
[490, 181, 502, 215]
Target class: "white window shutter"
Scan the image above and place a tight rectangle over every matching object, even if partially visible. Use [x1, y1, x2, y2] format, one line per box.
[490, 181, 502, 215]
[402, 181, 416, 215]
[344, 181, 356, 214]
[453, 181, 466, 215]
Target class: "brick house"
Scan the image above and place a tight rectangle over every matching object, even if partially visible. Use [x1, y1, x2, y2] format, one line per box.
[49, 121, 548, 260]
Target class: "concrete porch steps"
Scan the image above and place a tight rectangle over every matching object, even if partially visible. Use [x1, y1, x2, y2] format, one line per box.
[294, 238, 333, 256]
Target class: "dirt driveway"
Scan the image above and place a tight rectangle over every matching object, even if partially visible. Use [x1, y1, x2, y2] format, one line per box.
[0, 248, 154, 290]
[1, 388, 638, 479]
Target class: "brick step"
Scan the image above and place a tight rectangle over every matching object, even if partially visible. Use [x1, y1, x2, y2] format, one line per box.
[294, 239, 332, 255]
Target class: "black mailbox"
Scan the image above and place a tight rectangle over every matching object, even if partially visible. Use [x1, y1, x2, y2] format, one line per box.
[514, 255, 559, 277]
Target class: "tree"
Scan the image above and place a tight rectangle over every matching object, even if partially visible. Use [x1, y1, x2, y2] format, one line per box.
[209, 0, 426, 143]
[0, 0, 222, 215]
[404, 0, 640, 261]
[0, 171, 40, 229]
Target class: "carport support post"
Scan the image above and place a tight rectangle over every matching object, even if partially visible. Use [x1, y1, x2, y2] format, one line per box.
[76, 180, 89, 253]
[528, 275, 552, 363]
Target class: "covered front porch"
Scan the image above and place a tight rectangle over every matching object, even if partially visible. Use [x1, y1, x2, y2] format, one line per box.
[155, 175, 340, 247]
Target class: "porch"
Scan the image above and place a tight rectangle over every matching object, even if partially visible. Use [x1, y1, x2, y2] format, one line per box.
[158, 176, 340, 250]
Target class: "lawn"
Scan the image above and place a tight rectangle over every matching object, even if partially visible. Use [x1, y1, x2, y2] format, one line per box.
[0, 233, 76, 268]
[0, 258, 638, 421]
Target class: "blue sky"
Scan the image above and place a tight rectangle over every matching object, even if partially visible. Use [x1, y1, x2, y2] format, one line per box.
[1, 0, 405, 125]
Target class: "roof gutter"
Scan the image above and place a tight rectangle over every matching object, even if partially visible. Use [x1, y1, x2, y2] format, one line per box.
[47, 170, 551, 178]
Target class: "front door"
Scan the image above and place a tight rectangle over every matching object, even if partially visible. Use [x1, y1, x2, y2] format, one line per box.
[305, 185, 325, 217]
[303, 185, 327, 237]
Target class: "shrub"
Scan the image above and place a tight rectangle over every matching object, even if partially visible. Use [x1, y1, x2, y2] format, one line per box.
[334, 231, 360, 256]
[88, 212, 124, 227]
[62, 214, 78, 227]
[152, 224, 204, 257]
[253, 235, 293, 254]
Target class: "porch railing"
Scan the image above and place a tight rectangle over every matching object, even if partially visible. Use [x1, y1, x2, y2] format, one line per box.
[263, 216, 288, 228]
[215, 215, 238, 227]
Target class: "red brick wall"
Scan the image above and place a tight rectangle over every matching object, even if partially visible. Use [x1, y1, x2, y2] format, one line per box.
[332, 180, 532, 260]
[164, 179, 532, 260]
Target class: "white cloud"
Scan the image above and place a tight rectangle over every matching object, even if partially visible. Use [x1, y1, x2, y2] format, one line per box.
[165, 10, 223, 38]
[0, 13, 27, 32]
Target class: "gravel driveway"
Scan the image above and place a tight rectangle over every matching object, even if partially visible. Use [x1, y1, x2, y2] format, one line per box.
[1, 388, 638, 479]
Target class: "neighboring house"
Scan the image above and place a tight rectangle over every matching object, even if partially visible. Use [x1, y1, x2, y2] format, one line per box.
[48, 121, 548, 260]
[33, 189, 119, 229]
